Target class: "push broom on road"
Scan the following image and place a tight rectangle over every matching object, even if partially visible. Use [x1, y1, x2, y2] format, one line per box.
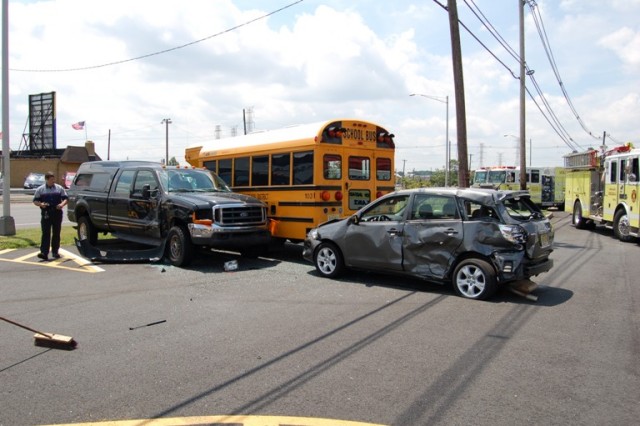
[0, 316, 77, 350]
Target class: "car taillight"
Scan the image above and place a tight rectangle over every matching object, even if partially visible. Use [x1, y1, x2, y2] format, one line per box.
[499, 224, 527, 244]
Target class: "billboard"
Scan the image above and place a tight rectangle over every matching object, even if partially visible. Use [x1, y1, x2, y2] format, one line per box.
[27, 91, 57, 151]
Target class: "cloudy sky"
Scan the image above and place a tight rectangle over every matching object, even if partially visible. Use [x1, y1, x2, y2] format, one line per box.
[3, 0, 639, 173]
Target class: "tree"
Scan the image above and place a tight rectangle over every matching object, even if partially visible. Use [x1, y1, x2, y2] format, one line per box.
[168, 157, 179, 166]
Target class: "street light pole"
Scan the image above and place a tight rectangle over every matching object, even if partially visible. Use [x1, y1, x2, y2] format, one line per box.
[161, 118, 172, 165]
[410, 93, 450, 186]
[1, 0, 16, 236]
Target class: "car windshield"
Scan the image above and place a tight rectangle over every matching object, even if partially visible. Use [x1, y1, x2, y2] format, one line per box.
[163, 169, 231, 193]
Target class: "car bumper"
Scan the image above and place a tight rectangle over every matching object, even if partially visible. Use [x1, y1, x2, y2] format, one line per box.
[523, 257, 554, 277]
[302, 238, 318, 263]
[190, 228, 272, 250]
[492, 250, 553, 282]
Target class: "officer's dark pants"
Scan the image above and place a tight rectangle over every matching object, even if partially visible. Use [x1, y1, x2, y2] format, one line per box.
[40, 209, 63, 256]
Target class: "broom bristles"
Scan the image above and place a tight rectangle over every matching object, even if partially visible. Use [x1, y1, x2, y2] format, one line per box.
[33, 333, 78, 350]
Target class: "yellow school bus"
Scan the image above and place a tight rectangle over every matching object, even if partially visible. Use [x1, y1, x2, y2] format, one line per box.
[185, 119, 396, 242]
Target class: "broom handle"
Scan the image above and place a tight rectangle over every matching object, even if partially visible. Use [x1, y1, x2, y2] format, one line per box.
[0, 316, 51, 338]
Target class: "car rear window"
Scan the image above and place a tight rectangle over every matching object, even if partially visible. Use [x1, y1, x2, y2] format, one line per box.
[502, 196, 540, 221]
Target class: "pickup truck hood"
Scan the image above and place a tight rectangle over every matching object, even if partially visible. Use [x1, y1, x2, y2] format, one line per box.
[169, 191, 264, 207]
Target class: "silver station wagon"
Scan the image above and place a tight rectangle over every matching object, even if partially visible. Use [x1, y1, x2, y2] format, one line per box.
[302, 188, 554, 300]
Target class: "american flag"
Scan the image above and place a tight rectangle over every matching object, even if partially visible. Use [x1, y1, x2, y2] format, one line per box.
[72, 121, 85, 130]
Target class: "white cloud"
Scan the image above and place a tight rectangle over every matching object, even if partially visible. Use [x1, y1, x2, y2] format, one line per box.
[3, 0, 639, 171]
[599, 27, 640, 69]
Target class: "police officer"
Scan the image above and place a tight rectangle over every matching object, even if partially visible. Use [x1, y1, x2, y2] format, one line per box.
[33, 171, 68, 260]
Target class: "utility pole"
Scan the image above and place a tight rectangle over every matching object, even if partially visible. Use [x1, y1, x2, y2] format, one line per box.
[161, 118, 172, 165]
[448, 0, 469, 187]
[519, 0, 527, 190]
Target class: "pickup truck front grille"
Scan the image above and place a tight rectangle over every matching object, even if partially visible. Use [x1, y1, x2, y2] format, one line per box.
[215, 205, 266, 226]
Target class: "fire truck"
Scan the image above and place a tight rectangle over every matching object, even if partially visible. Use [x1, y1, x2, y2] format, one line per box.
[472, 165, 565, 208]
[564, 143, 639, 241]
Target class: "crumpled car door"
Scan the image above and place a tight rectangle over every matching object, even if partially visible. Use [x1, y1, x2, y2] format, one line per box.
[402, 195, 464, 279]
[343, 219, 405, 272]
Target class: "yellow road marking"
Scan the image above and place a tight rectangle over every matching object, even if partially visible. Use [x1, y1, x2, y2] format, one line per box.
[0, 248, 104, 273]
[44, 415, 386, 426]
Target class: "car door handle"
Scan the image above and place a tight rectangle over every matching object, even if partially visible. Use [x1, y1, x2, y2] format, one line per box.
[445, 228, 458, 235]
[387, 228, 403, 236]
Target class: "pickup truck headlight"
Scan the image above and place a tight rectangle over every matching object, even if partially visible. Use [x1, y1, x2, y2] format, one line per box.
[499, 224, 527, 244]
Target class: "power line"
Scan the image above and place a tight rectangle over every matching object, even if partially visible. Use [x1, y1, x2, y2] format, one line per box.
[10, 1, 305, 72]
[442, 0, 580, 151]
[527, 1, 599, 141]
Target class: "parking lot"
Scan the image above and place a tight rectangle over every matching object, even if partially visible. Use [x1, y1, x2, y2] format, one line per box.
[1, 210, 639, 425]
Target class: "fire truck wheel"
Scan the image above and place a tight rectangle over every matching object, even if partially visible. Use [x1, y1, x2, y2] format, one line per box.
[613, 209, 634, 242]
[572, 201, 587, 229]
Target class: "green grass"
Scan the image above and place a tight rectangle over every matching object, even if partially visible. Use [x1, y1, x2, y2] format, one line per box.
[0, 226, 78, 250]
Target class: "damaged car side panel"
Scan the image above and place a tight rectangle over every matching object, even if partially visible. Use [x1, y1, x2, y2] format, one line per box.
[402, 219, 463, 279]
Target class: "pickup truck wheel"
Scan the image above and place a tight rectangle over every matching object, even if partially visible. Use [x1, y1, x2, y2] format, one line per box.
[313, 242, 344, 278]
[452, 258, 497, 300]
[166, 225, 194, 267]
[77, 216, 98, 245]
[613, 209, 633, 242]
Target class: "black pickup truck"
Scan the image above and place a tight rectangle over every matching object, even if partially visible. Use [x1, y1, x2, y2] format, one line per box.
[67, 161, 270, 266]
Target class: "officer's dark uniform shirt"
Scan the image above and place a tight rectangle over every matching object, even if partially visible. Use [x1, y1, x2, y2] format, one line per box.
[33, 183, 68, 215]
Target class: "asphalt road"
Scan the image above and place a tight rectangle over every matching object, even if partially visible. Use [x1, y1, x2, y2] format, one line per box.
[0, 211, 639, 426]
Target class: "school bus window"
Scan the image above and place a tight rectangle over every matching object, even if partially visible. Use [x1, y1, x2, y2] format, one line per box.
[203, 160, 217, 173]
[234, 157, 249, 186]
[293, 151, 314, 185]
[376, 157, 391, 181]
[272, 153, 290, 185]
[252, 155, 269, 186]
[219, 158, 232, 185]
[349, 156, 370, 180]
[324, 154, 342, 179]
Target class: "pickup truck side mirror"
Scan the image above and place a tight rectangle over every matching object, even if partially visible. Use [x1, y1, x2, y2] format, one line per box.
[142, 184, 151, 200]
